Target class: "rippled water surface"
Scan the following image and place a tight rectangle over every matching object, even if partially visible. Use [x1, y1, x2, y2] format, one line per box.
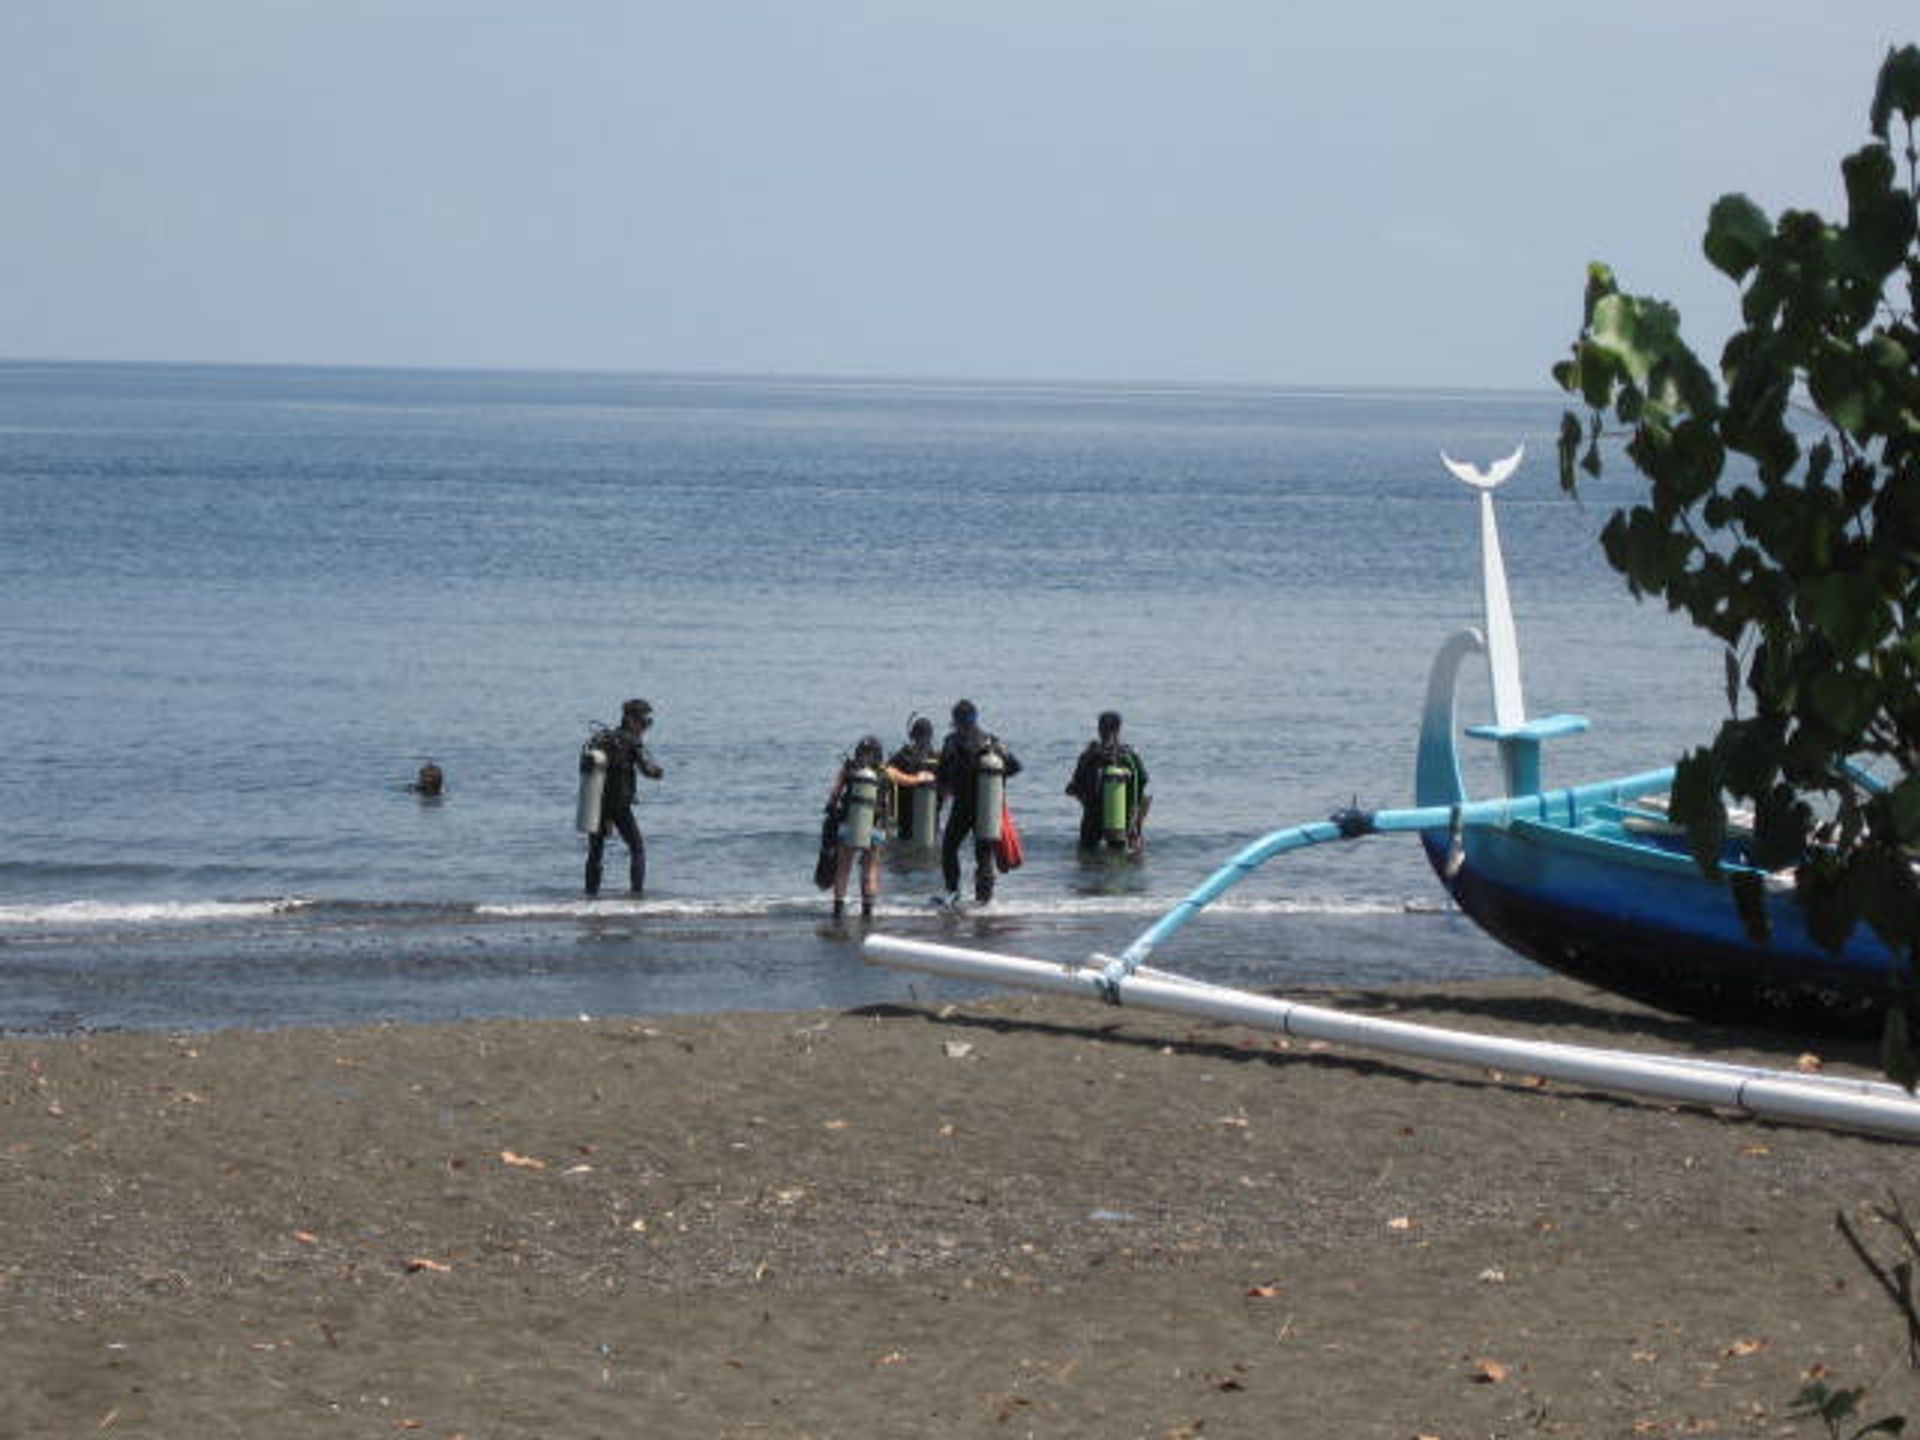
[0, 362, 1724, 1030]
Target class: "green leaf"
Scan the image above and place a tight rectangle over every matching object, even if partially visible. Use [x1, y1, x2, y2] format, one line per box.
[1842, 144, 1917, 280]
[1870, 44, 1920, 139]
[1801, 855, 1859, 952]
[1751, 786, 1812, 872]
[1703, 194, 1771, 279]
[1576, 340, 1617, 411]
[1852, 843, 1920, 953]
[1589, 292, 1684, 387]
[1719, 716, 1785, 797]
[1555, 410, 1584, 495]
[1798, 572, 1888, 655]
[1809, 343, 1875, 436]
[1670, 748, 1727, 877]
[1807, 667, 1880, 739]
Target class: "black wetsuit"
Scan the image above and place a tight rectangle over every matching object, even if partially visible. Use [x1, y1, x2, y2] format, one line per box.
[585, 725, 663, 896]
[937, 727, 1022, 901]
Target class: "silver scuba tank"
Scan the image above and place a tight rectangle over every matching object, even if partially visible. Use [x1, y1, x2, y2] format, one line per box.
[576, 741, 609, 833]
[974, 747, 1005, 843]
[843, 766, 880, 851]
[1101, 762, 1132, 846]
[904, 781, 938, 852]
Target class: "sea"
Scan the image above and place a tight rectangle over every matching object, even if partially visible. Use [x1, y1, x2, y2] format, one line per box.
[0, 361, 1728, 1033]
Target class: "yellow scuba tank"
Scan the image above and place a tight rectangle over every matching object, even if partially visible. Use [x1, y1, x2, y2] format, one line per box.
[1100, 761, 1132, 846]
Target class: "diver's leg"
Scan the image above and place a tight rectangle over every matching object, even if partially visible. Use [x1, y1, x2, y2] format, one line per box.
[610, 807, 645, 895]
[584, 830, 606, 896]
[973, 839, 996, 903]
[940, 802, 971, 895]
[831, 844, 855, 918]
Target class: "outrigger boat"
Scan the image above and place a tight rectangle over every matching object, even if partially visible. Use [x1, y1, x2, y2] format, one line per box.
[866, 450, 1920, 1142]
[1409, 449, 1903, 1035]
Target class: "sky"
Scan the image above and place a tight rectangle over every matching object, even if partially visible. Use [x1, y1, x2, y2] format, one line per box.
[2, 2, 1915, 391]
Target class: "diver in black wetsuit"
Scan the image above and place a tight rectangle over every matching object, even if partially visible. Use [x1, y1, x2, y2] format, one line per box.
[1066, 710, 1150, 850]
[936, 699, 1022, 904]
[585, 698, 664, 897]
[887, 715, 940, 844]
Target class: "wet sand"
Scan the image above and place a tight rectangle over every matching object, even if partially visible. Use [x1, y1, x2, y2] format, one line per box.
[4, 975, 1919, 1438]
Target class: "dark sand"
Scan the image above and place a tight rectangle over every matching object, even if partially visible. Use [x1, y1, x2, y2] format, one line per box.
[5, 975, 1920, 1439]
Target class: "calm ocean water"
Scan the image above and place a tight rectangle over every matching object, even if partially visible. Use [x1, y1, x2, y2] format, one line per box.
[0, 361, 1726, 1032]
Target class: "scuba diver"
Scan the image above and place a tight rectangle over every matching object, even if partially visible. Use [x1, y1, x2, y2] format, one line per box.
[1066, 710, 1150, 852]
[936, 699, 1023, 906]
[581, 698, 665, 897]
[886, 714, 941, 848]
[822, 734, 936, 921]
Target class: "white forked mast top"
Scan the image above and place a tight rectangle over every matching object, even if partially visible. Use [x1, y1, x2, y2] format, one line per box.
[1441, 445, 1526, 730]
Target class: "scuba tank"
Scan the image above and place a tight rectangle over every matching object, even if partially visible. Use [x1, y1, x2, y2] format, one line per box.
[974, 747, 1005, 843]
[575, 740, 609, 833]
[842, 765, 880, 851]
[903, 781, 939, 852]
[1100, 761, 1132, 847]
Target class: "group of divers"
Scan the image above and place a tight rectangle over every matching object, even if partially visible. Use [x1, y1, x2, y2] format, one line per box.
[563, 697, 1150, 920]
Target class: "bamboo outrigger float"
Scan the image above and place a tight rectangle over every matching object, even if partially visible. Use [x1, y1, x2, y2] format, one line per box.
[864, 450, 1920, 1143]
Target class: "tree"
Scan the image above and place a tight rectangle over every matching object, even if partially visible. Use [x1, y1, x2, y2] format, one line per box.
[1553, 45, 1920, 1082]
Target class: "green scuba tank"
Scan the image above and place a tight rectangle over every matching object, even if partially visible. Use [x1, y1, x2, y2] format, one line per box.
[843, 766, 880, 851]
[975, 748, 1005, 843]
[1100, 762, 1132, 846]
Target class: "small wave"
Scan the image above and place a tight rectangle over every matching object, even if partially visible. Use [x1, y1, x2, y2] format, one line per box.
[0, 891, 1432, 934]
[476, 895, 818, 921]
[0, 897, 312, 928]
[474, 893, 1424, 922]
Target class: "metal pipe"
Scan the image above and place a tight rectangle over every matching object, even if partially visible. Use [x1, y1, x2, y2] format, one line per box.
[863, 935, 1920, 1143]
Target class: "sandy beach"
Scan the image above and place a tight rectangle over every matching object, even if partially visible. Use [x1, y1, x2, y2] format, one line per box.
[5, 974, 1919, 1439]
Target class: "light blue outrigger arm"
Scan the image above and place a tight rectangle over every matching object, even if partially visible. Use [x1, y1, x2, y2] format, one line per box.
[1095, 448, 1676, 1001]
[1092, 768, 1674, 1000]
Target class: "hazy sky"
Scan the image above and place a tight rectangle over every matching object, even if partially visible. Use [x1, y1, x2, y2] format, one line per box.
[3, 3, 1914, 389]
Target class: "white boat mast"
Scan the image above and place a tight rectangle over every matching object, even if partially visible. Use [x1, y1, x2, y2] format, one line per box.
[1440, 446, 1527, 730]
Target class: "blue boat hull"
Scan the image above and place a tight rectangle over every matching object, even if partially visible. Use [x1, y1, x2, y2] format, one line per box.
[1415, 627, 1902, 1035]
[1422, 828, 1896, 1034]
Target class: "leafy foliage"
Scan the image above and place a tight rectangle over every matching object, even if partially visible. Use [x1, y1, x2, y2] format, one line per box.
[1554, 46, 1920, 1083]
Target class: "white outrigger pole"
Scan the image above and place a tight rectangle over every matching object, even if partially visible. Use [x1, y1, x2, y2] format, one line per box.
[861, 935, 1920, 1139]
[864, 451, 1920, 1144]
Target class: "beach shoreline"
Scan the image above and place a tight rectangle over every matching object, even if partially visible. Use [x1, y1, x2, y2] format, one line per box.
[5, 974, 1918, 1438]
